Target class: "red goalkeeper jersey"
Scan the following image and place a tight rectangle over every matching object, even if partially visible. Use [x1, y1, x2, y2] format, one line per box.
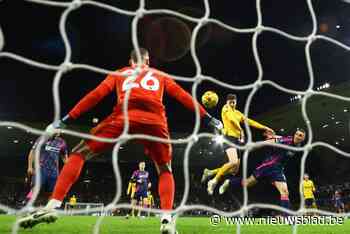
[68, 66, 207, 127]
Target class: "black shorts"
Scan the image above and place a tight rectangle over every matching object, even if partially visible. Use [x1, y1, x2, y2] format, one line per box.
[305, 198, 315, 207]
[223, 136, 244, 159]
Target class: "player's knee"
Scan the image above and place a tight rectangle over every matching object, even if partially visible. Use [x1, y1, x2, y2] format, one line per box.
[158, 162, 172, 174]
[72, 140, 96, 160]
[281, 189, 289, 196]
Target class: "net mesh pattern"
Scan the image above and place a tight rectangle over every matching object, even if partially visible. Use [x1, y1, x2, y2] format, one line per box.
[0, 0, 350, 233]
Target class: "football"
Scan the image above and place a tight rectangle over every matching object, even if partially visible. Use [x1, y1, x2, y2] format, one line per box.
[201, 91, 219, 109]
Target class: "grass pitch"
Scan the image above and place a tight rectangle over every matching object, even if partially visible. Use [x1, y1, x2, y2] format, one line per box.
[0, 215, 350, 234]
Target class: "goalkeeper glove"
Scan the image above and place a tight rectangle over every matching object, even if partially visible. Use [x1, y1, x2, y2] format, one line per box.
[203, 113, 223, 133]
[45, 114, 71, 135]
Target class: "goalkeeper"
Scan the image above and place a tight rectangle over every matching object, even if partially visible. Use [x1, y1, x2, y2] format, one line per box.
[18, 48, 222, 234]
[201, 93, 274, 195]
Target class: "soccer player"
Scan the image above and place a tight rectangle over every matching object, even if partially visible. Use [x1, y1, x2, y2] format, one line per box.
[18, 48, 222, 234]
[25, 134, 68, 204]
[147, 190, 155, 217]
[219, 129, 306, 213]
[66, 195, 77, 215]
[333, 190, 345, 213]
[126, 177, 137, 218]
[301, 173, 317, 214]
[129, 161, 150, 218]
[201, 93, 274, 195]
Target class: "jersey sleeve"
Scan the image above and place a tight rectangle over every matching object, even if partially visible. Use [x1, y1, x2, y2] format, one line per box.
[240, 112, 267, 130]
[68, 74, 116, 119]
[60, 140, 69, 156]
[311, 181, 316, 191]
[164, 75, 207, 118]
[130, 170, 138, 182]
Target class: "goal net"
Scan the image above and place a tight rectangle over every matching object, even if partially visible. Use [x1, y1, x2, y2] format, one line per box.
[1, 0, 350, 234]
[64, 202, 105, 216]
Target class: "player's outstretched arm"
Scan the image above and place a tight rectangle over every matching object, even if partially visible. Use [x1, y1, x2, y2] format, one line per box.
[46, 75, 116, 134]
[240, 112, 274, 134]
[27, 149, 34, 176]
[68, 74, 116, 119]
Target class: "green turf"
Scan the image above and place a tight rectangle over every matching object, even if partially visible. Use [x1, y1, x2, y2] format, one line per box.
[0, 215, 350, 234]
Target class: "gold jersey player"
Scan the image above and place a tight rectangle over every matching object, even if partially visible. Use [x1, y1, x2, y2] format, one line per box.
[301, 173, 317, 211]
[202, 94, 274, 195]
[18, 48, 222, 234]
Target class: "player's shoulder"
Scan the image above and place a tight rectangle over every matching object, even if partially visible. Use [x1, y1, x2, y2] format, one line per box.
[56, 136, 66, 143]
[235, 109, 244, 116]
[149, 67, 170, 80]
[111, 66, 133, 78]
[222, 104, 230, 112]
[131, 169, 138, 175]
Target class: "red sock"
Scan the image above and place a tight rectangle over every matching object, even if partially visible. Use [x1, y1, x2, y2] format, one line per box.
[158, 171, 174, 210]
[52, 153, 85, 201]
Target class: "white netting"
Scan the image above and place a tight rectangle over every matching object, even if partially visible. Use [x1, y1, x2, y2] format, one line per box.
[1, 0, 350, 233]
[64, 202, 105, 216]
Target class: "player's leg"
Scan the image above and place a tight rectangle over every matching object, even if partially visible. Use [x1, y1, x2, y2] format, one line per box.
[18, 116, 123, 228]
[130, 198, 137, 217]
[200, 168, 219, 183]
[273, 181, 290, 213]
[138, 125, 174, 211]
[341, 202, 345, 213]
[48, 117, 124, 207]
[42, 174, 57, 203]
[304, 198, 312, 216]
[136, 197, 142, 217]
[219, 160, 267, 195]
[154, 161, 176, 234]
[219, 173, 257, 195]
[147, 199, 152, 217]
[141, 197, 148, 218]
[208, 147, 239, 195]
[310, 199, 318, 216]
[139, 125, 176, 234]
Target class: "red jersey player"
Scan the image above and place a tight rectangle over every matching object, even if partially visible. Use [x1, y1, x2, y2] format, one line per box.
[18, 48, 222, 234]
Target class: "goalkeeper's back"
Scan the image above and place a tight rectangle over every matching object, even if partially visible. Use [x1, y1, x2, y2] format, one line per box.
[68, 65, 207, 127]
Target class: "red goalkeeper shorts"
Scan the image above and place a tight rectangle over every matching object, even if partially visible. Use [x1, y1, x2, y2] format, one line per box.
[85, 114, 172, 165]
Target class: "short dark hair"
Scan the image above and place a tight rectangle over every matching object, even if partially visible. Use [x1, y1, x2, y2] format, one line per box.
[296, 128, 306, 135]
[130, 48, 149, 62]
[226, 93, 237, 101]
